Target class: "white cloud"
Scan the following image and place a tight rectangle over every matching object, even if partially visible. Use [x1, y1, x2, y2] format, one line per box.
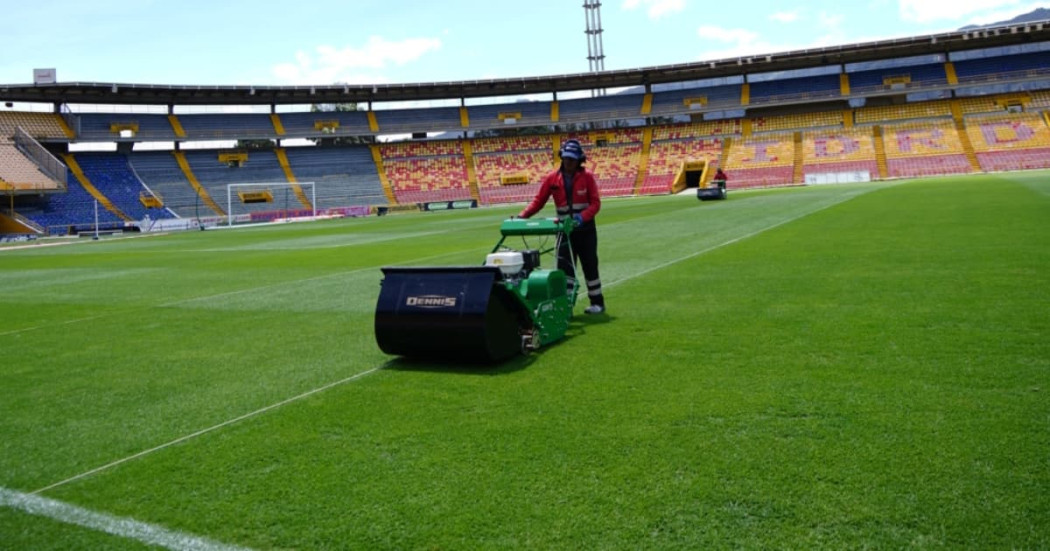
[698, 25, 760, 45]
[897, 0, 1038, 23]
[693, 20, 853, 62]
[818, 12, 845, 30]
[769, 11, 801, 23]
[695, 25, 773, 60]
[272, 36, 442, 85]
[692, 0, 1044, 64]
[622, 0, 685, 20]
[812, 11, 848, 45]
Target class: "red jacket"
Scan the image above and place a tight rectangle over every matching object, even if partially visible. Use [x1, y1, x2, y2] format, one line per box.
[519, 169, 601, 223]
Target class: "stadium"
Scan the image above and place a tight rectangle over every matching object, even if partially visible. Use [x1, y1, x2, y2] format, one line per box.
[1, 8, 1048, 550]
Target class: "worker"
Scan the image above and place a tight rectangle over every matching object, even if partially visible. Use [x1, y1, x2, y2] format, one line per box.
[518, 139, 606, 314]
[713, 167, 728, 190]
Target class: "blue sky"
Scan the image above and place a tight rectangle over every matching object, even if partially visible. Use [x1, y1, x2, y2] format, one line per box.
[1, 0, 1046, 87]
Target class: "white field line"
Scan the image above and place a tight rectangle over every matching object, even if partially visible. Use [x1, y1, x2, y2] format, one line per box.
[32, 365, 385, 495]
[0, 232, 170, 253]
[0, 486, 251, 551]
[0, 312, 123, 338]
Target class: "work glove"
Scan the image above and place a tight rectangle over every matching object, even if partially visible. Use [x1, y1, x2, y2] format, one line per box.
[572, 214, 584, 226]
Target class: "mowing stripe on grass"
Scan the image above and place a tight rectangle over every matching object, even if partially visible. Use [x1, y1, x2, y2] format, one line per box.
[603, 226, 764, 291]
[0, 487, 251, 551]
[604, 183, 882, 290]
[0, 246, 478, 338]
[160, 244, 484, 310]
[32, 365, 387, 495]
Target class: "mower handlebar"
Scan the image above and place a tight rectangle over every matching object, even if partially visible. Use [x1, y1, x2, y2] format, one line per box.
[499, 217, 573, 237]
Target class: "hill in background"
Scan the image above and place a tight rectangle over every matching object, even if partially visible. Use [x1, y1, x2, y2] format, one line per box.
[960, 7, 1050, 30]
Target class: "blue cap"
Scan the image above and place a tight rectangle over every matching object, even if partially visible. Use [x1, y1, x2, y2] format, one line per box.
[559, 139, 586, 161]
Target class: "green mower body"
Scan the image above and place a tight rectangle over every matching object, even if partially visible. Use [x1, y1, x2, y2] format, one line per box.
[374, 217, 577, 362]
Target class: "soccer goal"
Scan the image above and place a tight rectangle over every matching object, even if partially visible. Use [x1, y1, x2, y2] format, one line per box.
[226, 182, 317, 227]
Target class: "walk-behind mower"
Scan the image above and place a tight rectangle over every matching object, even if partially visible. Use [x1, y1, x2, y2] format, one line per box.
[374, 217, 578, 363]
[698, 178, 727, 201]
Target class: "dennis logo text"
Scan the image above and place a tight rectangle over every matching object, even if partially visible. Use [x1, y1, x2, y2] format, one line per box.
[406, 295, 457, 308]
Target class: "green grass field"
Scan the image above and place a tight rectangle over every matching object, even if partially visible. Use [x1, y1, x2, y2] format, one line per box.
[1, 173, 1048, 549]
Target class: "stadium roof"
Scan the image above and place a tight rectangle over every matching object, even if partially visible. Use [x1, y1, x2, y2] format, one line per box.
[2, 21, 1049, 107]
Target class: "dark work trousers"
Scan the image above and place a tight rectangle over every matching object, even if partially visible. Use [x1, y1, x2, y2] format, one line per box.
[556, 222, 605, 307]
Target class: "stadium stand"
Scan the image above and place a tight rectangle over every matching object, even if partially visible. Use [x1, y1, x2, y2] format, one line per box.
[468, 101, 553, 129]
[800, 129, 879, 181]
[649, 84, 742, 117]
[379, 140, 472, 203]
[954, 51, 1050, 83]
[0, 138, 59, 190]
[566, 128, 645, 146]
[965, 112, 1050, 171]
[380, 140, 464, 159]
[855, 100, 953, 124]
[558, 93, 644, 124]
[177, 113, 275, 140]
[956, 94, 1030, 115]
[179, 149, 298, 215]
[881, 120, 973, 178]
[14, 170, 123, 234]
[75, 113, 176, 141]
[128, 152, 201, 217]
[641, 136, 724, 194]
[0, 112, 68, 191]
[723, 133, 796, 188]
[3, 24, 1050, 235]
[373, 106, 463, 134]
[472, 136, 554, 205]
[72, 153, 173, 221]
[282, 146, 388, 207]
[7, 89, 1050, 227]
[0, 111, 70, 139]
[753, 111, 844, 133]
[585, 143, 642, 196]
[847, 63, 948, 94]
[652, 119, 743, 140]
[279, 110, 372, 137]
[471, 135, 550, 154]
[383, 157, 471, 203]
[565, 129, 645, 196]
[473, 152, 552, 204]
[749, 74, 841, 104]
[1030, 90, 1050, 108]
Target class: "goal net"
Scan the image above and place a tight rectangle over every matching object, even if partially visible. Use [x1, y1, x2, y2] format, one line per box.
[226, 182, 317, 226]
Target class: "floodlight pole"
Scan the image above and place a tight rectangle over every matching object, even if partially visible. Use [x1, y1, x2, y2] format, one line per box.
[583, 0, 606, 97]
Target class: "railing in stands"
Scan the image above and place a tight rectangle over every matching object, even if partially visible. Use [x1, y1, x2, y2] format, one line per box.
[14, 127, 67, 186]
